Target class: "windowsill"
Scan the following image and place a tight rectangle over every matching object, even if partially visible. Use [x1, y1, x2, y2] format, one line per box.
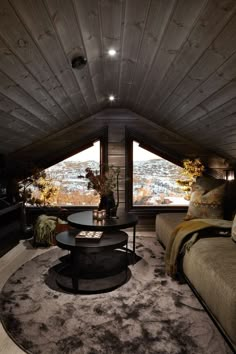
[127, 205, 188, 216]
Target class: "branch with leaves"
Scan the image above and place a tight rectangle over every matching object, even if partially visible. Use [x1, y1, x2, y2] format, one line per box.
[18, 169, 58, 207]
[176, 158, 205, 200]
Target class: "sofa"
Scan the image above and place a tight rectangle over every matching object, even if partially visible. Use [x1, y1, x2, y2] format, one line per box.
[155, 176, 236, 352]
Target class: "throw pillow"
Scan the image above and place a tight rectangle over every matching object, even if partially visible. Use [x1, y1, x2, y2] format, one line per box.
[224, 180, 236, 220]
[231, 214, 236, 242]
[184, 177, 226, 220]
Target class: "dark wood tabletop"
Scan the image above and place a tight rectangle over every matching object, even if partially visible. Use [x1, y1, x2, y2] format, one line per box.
[67, 210, 138, 231]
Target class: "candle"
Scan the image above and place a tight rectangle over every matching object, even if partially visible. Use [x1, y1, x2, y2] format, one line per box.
[95, 219, 105, 226]
[97, 210, 104, 220]
[93, 209, 98, 219]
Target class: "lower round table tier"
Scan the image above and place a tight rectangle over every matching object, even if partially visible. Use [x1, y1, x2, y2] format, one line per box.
[56, 230, 129, 294]
[56, 229, 128, 252]
[66, 211, 138, 263]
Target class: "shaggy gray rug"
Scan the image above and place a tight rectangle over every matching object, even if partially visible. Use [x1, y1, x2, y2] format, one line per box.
[0, 236, 233, 354]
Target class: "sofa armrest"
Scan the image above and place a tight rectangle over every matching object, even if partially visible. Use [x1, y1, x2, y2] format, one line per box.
[156, 212, 186, 248]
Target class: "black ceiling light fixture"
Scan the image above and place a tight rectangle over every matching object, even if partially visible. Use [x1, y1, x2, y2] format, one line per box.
[71, 56, 87, 70]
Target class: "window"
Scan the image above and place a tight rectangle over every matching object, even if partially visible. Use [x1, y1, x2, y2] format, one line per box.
[33, 141, 101, 207]
[132, 141, 188, 207]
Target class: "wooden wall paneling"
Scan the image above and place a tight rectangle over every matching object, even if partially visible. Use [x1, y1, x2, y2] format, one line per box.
[198, 115, 236, 145]
[135, 0, 206, 114]
[118, 190, 125, 204]
[127, 0, 176, 107]
[206, 129, 236, 145]
[9, 113, 104, 161]
[8, 120, 107, 173]
[0, 93, 49, 133]
[154, 1, 236, 122]
[127, 126, 211, 164]
[177, 82, 236, 132]
[108, 155, 125, 169]
[108, 124, 125, 143]
[35, 126, 104, 164]
[73, 0, 105, 104]
[181, 98, 236, 136]
[99, 0, 123, 97]
[170, 83, 236, 134]
[127, 116, 207, 158]
[0, 0, 80, 123]
[108, 123, 126, 213]
[0, 71, 59, 129]
[0, 110, 42, 140]
[195, 81, 236, 116]
[118, 0, 150, 105]
[11, 0, 88, 116]
[135, 215, 155, 231]
[0, 124, 32, 150]
[0, 144, 17, 154]
[213, 143, 236, 160]
[164, 52, 236, 128]
[158, 14, 236, 122]
[45, 0, 99, 112]
[0, 37, 69, 128]
[109, 142, 125, 156]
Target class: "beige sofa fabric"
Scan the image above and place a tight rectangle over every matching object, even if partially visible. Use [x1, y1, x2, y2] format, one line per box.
[156, 212, 236, 349]
[155, 213, 185, 248]
[183, 237, 236, 348]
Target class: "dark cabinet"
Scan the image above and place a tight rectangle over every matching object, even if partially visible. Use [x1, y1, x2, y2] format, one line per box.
[0, 203, 23, 257]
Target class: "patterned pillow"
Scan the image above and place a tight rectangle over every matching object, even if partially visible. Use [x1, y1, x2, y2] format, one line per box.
[184, 181, 226, 221]
[231, 214, 236, 242]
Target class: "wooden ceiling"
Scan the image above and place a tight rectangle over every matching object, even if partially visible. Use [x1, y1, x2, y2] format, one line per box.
[1, 0, 236, 164]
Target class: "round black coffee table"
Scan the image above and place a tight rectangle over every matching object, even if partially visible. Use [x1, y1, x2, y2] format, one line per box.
[67, 211, 138, 258]
[56, 229, 129, 293]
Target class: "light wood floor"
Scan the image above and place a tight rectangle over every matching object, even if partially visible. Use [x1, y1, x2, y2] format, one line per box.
[0, 232, 155, 354]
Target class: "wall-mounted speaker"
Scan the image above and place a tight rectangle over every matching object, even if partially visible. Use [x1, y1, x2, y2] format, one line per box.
[71, 56, 87, 70]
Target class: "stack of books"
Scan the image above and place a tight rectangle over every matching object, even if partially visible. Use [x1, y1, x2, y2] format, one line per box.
[75, 230, 103, 241]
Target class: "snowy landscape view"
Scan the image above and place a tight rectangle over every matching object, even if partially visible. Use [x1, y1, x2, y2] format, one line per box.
[40, 158, 188, 207]
[31, 141, 188, 207]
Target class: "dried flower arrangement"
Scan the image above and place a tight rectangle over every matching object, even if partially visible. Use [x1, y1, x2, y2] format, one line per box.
[85, 165, 120, 196]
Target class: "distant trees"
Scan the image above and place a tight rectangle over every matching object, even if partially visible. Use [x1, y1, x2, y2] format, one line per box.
[56, 189, 99, 206]
[133, 159, 188, 206]
[18, 169, 58, 207]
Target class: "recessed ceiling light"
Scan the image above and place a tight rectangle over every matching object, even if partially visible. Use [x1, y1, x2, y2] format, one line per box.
[108, 49, 117, 56]
[108, 95, 115, 101]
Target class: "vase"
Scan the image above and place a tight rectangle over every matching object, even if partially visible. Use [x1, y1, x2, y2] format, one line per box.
[98, 191, 117, 218]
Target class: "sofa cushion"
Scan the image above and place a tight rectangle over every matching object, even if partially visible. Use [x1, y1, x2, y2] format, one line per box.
[185, 176, 226, 220]
[183, 237, 236, 347]
[155, 212, 185, 248]
[231, 214, 236, 242]
[224, 180, 236, 220]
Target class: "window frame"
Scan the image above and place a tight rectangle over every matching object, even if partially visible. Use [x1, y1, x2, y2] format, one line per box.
[27, 128, 108, 210]
[125, 130, 188, 215]
[41, 127, 108, 171]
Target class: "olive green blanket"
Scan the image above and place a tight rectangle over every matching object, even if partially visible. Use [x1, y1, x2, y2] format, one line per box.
[165, 218, 232, 277]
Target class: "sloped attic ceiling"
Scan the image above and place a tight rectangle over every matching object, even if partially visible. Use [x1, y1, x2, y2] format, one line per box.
[0, 0, 236, 165]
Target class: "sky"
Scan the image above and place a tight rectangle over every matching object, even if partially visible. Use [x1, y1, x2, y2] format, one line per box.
[65, 141, 100, 162]
[133, 141, 160, 161]
[64, 140, 159, 163]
